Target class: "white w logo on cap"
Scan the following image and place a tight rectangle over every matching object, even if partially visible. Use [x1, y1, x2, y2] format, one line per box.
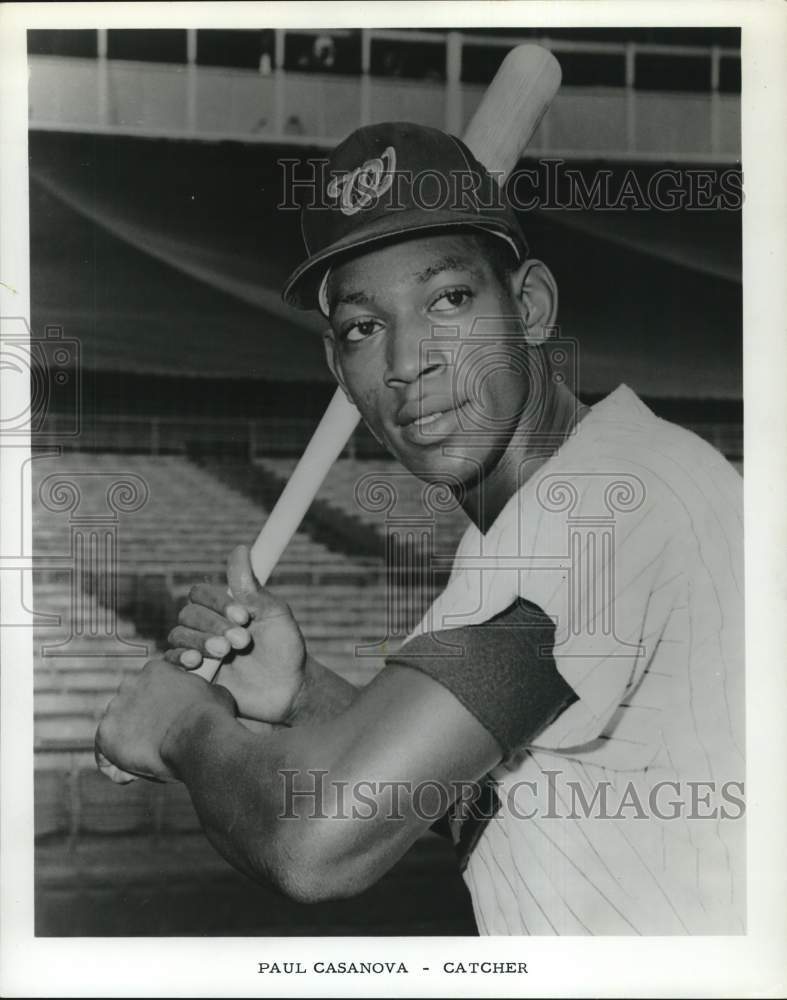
[326, 146, 396, 216]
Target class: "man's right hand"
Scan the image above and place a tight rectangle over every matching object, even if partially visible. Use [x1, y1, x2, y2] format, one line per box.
[166, 545, 308, 724]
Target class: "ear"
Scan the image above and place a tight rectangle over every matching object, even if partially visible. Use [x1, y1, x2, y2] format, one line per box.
[322, 328, 354, 403]
[508, 259, 559, 342]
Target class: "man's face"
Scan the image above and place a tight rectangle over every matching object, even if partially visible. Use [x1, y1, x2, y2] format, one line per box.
[324, 233, 535, 486]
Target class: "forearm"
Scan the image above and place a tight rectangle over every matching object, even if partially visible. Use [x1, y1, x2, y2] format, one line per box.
[162, 696, 388, 902]
[159, 665, 502, 902]
[162, 704, 308, 896]
[285, 653, 359, 726]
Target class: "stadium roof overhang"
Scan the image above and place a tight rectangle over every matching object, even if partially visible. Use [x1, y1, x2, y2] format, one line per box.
[29, 131, 741, 399]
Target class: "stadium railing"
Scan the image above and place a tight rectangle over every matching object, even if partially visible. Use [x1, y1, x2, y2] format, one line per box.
[28, 28, 740, 163]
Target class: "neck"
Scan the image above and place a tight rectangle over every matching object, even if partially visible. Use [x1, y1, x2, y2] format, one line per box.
[461, 382, 589, 534]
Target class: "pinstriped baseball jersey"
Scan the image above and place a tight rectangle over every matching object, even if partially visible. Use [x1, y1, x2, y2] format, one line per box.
[410, 384, 744, 935]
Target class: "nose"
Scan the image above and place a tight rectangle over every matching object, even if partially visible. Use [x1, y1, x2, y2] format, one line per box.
[384, 320, 452, 387]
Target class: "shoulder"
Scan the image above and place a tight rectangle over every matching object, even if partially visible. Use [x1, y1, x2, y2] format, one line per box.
[513, 387, 742, 592]
[551, 386, 742, 525]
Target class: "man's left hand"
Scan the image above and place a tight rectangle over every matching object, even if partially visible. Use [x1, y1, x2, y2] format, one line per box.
[95, 658, 238, 782]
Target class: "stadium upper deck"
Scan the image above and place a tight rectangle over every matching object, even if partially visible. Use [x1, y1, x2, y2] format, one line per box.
[27, 27, 740, 162]
[25, 27, 743, 438]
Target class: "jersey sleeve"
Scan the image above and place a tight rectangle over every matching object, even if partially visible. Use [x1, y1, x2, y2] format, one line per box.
[385, 598, 577, 757]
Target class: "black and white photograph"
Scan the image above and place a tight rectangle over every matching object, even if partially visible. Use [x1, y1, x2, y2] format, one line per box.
[1, 2, 785, 997]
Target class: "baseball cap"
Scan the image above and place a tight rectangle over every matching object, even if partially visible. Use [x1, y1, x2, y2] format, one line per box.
[282, 121, 528, 313]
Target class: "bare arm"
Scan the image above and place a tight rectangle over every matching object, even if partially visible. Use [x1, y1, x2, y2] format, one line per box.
[97, 659, 502, 903]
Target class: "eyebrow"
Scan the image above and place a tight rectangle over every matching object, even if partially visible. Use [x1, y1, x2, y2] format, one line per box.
[330, 256, 484, 314]
[333, 290, 372, 307]
[412, 255, 484, 284]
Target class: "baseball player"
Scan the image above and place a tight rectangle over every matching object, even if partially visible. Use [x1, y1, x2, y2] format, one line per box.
[96, 123, 744, 934]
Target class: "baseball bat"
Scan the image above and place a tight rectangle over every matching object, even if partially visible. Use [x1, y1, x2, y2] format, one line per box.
[98, 44, 561, 783]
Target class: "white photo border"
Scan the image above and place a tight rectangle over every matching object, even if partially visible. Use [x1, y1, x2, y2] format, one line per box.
[1, 1, 785, 996]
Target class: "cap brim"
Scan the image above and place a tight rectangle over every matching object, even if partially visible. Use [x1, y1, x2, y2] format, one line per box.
[282, 209, 527, 311]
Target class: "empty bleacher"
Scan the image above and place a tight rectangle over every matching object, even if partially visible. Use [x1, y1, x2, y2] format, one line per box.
[32, 452, 376, 581]
[33, 575, 171, 837]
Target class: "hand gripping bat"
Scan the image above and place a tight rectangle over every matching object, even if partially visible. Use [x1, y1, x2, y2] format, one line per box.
[97, 44, 562, 783]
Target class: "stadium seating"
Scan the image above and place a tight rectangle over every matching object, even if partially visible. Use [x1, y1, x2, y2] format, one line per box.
[32, 452, 376, 579]
[33, 576, 155, 836]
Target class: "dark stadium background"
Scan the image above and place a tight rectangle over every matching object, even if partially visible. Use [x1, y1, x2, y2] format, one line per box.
[28, 26, 742, 936]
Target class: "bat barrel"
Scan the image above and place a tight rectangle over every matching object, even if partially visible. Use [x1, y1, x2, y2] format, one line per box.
[462, 44, 562, 179]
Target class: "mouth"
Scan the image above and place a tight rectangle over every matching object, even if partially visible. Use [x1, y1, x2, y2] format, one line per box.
[396, 400, 470, 446]
[396, 397, 463, 427]
[412, 410, 447, 427]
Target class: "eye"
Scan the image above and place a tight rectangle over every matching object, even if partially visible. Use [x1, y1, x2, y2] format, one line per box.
[430, 287, 473, 312]
[341, 317, 384, 343]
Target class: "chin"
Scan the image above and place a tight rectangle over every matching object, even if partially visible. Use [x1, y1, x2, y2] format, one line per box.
[395, 440, 504, 493]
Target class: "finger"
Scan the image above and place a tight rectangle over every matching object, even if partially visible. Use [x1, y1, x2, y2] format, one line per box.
[94, 726, 138, 784]
[167, 625, 232, 659]
[226, 603, 250, 625]
[227, 544, 258, 604]
[178, 601, 234, 635]
[224, 626, 252, 650]
[173, 606, 251, 650]
[187, 582, 247, 620]
[227, 546, 292, 624]
[97, 752, 137, 785]
[164, 647, 203, 669]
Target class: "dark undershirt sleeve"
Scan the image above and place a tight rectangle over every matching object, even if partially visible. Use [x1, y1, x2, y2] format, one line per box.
[384, 597, 577, 757]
